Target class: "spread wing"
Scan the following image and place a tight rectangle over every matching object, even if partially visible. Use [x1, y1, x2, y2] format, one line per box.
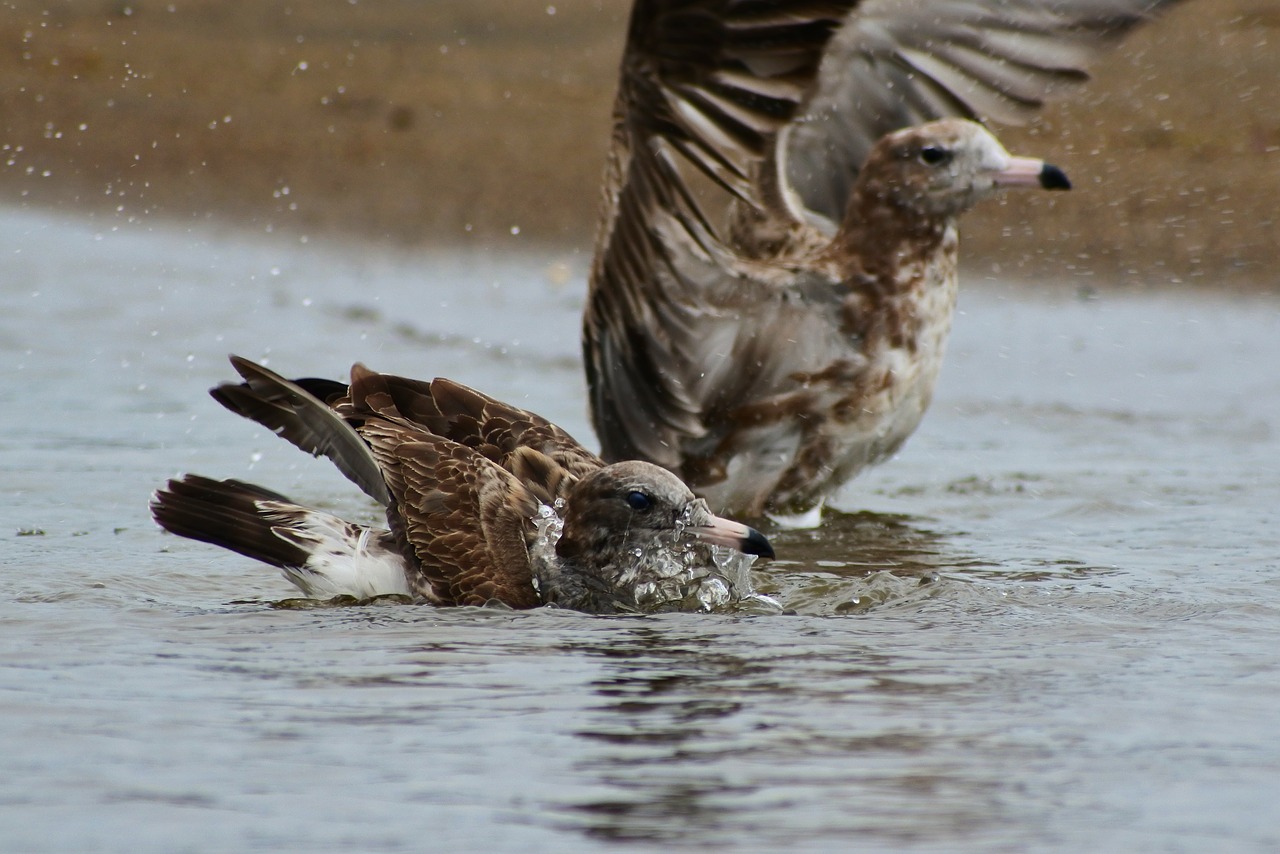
[585, 0, 854, 467]
[211, 356, 602, 510]
[584, 0, 1176, 467]
[211, 355, 391, 505]
[348, 364, 603, 492]
[787, 0, 1175, 221]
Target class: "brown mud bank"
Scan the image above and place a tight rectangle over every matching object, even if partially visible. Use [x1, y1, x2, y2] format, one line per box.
[2, 0, 1277, 287]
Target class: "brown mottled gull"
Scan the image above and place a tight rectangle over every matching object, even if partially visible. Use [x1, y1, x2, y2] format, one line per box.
[583, 0, 1176, 518]
[151, 357, 773, 614]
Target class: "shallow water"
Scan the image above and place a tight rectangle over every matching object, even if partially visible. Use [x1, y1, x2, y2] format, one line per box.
[3, 208, 1278, 852]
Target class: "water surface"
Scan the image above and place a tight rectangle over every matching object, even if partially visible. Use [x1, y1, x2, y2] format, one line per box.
[3, 209, 1277, 851]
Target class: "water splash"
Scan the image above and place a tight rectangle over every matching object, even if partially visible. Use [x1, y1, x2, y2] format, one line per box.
[529, 500, 565, 573]
[528, 498, 771, 612]
[624, 530, 767, 613]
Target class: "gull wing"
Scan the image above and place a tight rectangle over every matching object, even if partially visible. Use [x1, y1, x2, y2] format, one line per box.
[787, 0, 1176, 222]
[586, 0, 853, 466]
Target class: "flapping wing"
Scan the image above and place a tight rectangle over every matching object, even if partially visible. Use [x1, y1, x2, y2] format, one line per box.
[585, 0, 854, 466]
[788, 0, 1177, 221]
[211, 356, 391, 506]
[358, 418, 543, 609]
[347, 364, 603, 490]
[609, 0, 853, 208]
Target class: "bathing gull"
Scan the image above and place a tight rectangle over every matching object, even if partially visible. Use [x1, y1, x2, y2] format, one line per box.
[151, 356, 773, 614]
[583, 0, 1176, 518]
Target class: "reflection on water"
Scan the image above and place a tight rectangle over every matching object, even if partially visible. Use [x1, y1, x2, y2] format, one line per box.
[569, 627, 799, 844]
[556, 618, 1028, 847]
[3, 209, 1280, 852]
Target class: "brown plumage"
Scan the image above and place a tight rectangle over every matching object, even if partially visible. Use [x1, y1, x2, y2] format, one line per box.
[584, 0, 1175, 518]
[152, 357, 773, 614]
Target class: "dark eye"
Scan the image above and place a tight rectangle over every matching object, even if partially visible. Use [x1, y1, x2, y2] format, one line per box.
[626, 491, 652, 512]
[919, 146, 950, 166]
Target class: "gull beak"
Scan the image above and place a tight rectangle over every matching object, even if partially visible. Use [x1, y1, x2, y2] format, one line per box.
[686, 502, 775, 559]
[995, 156, 1071, 191]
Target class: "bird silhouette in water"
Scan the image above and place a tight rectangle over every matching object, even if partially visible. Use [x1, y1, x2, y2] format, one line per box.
[583, 0, 1177, 520]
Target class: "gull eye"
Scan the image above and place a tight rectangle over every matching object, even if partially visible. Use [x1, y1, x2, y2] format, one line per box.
[625, 491, 652, 512]
[919, 146, 951, 166]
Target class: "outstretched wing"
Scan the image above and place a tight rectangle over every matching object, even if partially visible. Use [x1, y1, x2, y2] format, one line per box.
[212, 356, 391, 505]
[787, 0, 1175, 221]
[347, 364, 603, 492]
[211, 356, 604, 511]
[585, 0, 854, 467]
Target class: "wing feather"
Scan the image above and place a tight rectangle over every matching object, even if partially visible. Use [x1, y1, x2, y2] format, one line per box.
[359, 421, 543, 609]
[788, 0, 1177, 219]
[212, 356, 391, 506]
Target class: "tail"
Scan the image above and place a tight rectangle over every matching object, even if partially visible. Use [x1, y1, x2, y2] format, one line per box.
[151, 475, 413, 600]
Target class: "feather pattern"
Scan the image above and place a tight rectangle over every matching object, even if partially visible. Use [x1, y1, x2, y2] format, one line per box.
[788, 0, 1170, 219]
[153, 357, 774, 613]
[585, 0, 1175, 517]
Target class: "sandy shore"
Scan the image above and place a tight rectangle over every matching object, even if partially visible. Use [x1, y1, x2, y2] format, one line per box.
[2, 0, 1277, 286]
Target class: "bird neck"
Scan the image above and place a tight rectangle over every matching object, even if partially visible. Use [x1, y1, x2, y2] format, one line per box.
[813, 182, 961, 351]
[825, 180, 953, 286]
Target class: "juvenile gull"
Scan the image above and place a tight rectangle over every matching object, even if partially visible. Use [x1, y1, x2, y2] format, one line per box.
[151, 357, 773, 614]
[584, 0, 1176, 518]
